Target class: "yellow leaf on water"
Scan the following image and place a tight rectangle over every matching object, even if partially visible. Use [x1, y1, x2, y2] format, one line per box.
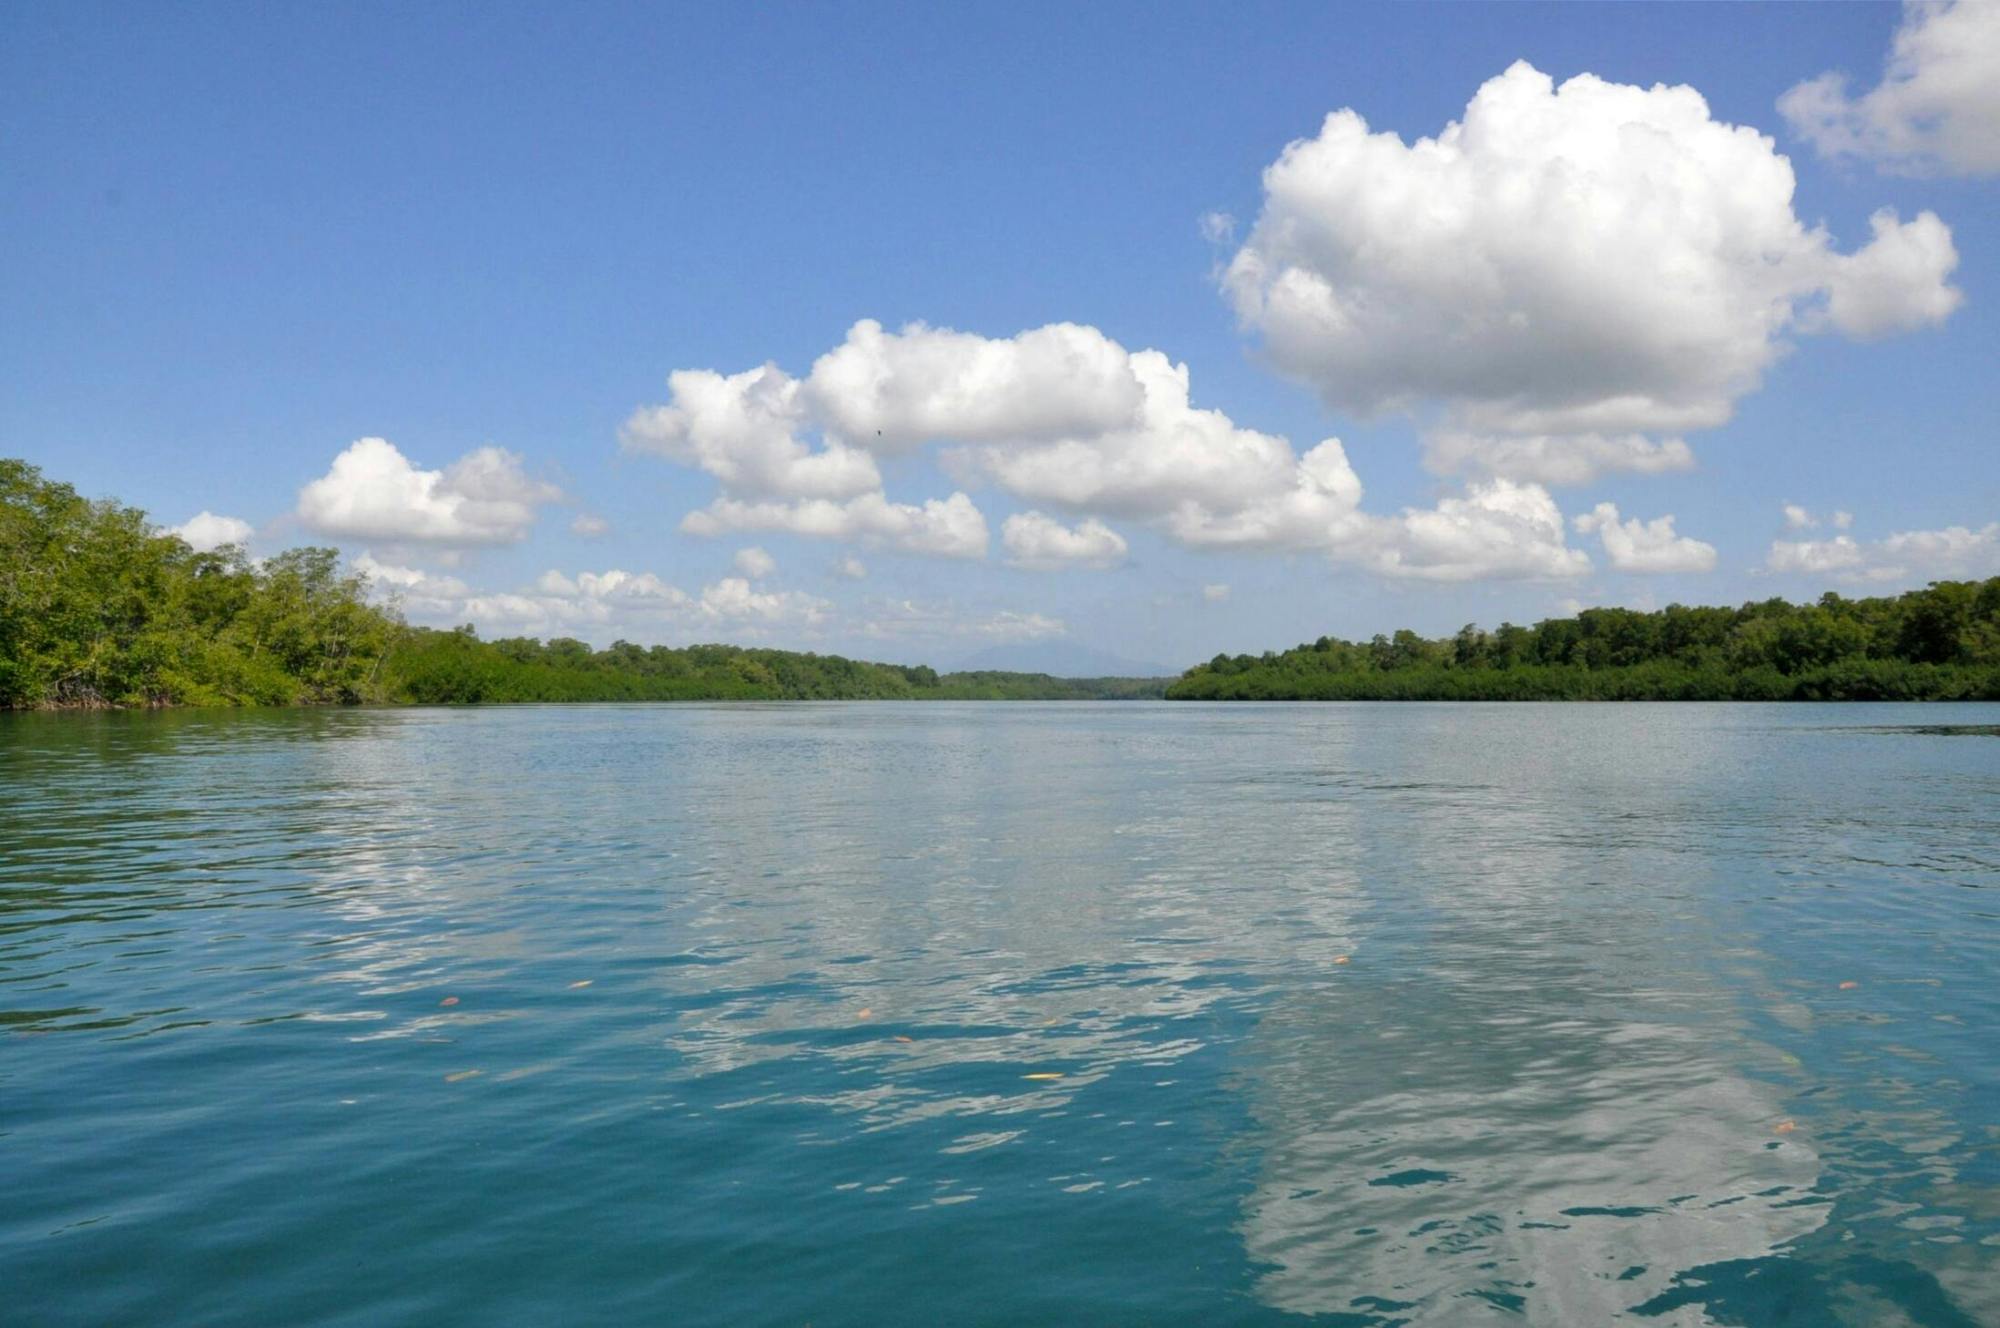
[1024, 1072, 1065, 1080]
[1333, 956, 1350, 965]
[439, 996, 460, 1007]
[445, 1070, 483, 1083]
[1775, 1120, 1797, 1133]
[894, 1035, 914, 1043]
[857, 1008, 873, 1019]
[569, 980, 593, 989]
[1838, 981, 1859, 990]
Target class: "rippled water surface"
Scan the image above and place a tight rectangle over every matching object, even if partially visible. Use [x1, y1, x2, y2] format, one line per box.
[4, 703, 1997, 1325]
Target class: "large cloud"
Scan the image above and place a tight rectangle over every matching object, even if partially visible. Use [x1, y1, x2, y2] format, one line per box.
[297, 438, 561, 546]
[1781, 0, 2000, 178]
[629, 318, 1592, 581]
[1223, 61, 1961, 482]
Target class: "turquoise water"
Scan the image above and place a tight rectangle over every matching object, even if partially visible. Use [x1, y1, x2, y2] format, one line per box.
[3, 703, 1997, 1326]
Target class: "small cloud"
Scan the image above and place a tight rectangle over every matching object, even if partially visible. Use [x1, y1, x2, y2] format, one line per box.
[1202, 583, 1231, 602]
[570, 513, 610, 537]
[1783, 503, 1818, 531]
[834, 555, 868, 580]
[856, 599, 1066, 644]
[169, 511, 255, 553]
[1199, 210, 1236, 245]
[1001, 511, 1128, 571]
[1573, 502, 1717, 574]
[1832, 510, 1854, 530]
[732, 546, 777, 579]
[353, 553, 471, 617]
[1767, 518, 2000, 584]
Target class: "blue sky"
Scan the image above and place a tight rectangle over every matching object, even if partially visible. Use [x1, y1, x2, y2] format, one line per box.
[5, 1, 1995, 670]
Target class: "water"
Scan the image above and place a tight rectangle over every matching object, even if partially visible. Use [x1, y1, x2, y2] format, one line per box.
[3, 703, 1997, 1326]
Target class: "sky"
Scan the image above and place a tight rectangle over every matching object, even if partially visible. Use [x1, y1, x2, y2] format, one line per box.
[4, 1, 1996, 672]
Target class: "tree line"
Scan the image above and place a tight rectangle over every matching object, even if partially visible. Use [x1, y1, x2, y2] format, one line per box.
[10, 455, 1997, 708]
[0, 457, 1161, 708]
[1167, 581, 2000, 701]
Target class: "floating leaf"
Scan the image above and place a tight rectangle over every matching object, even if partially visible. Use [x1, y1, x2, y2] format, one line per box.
[568, 980, 593, 989]
[1333, 956, 1351, 965]
[1024, 1072, 1065, 1080]
[445, 1069, 482, 1083]
[894, 1035, 914, 1043]
[439, 996, 460, 1007]
[1838, 981, 1859, 990]
[858, 1008, 873, 1019]
[1775, 1120, 1796, 1133]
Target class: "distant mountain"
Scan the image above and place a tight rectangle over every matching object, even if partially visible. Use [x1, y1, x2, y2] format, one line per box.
[951, 640, 1183, 678]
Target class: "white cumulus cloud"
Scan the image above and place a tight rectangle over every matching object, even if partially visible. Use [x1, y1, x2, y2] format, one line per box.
[297, 438, 560, 546]
[1001, 512, 1129, 570]
[695, 576, 829, 628]
[168, 511, 255, 552]
[622, 364, 882, 500]
[1573, 502, 1719, 574]
[1769, 520, 2000, 583]
[635, 317, 1597, 582]
[1821, 208, 1964, 337]
[570, 513, 610, 537]
[1365, 479, 1591, 582]
[1780, 0, 2000, 177]
[804, 319, 1145, 452]
[1224, 60, 1961, 483]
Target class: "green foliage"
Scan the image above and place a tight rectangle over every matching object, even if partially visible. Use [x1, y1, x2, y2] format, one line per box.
[383, 629, 1167, 703]
[1, 458, 399, 708]
[1166, 581, 2000, 701]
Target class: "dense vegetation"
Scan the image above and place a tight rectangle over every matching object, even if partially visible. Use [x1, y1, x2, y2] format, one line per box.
[389, 629, 1164, 704]
[0, 458, 1163, 708]
[1168, 581, 2000, 701]
[2, 459, 397, 707]
[11, 456, 1996, 708]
